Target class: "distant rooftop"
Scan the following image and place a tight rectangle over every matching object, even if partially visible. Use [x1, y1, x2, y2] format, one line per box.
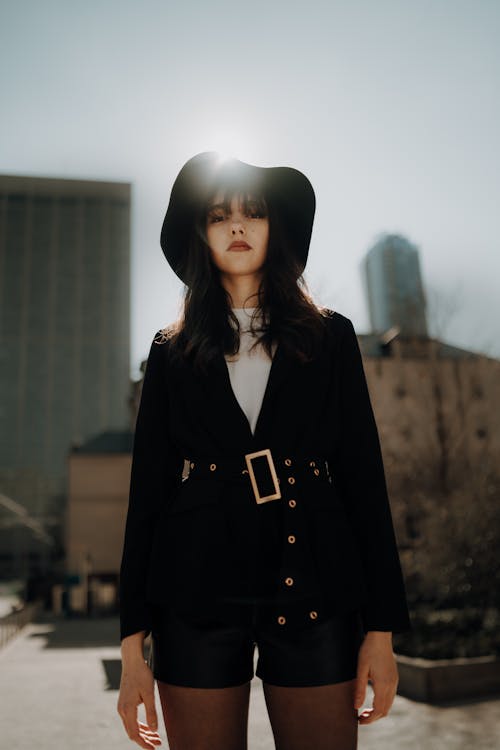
[357, 331, 484, 360]
[71, 430, 134, 454]
[0, 173, 130, 200]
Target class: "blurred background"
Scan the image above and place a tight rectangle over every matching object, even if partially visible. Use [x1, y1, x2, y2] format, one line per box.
[0, 0, 499, 746]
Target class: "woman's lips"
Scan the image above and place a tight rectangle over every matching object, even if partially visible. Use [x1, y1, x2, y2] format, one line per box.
[228, 242, 251, 251]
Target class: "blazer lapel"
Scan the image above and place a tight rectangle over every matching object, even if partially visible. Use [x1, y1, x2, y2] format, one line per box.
[252, 343, 290, 441]
[202, 342, 292, 447]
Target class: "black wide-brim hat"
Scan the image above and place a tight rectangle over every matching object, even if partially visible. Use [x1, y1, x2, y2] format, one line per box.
[160, 151, 316, 284]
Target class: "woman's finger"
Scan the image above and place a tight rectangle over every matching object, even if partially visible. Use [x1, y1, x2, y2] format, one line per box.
[121, 705, 156, 749]
[138, 721, 162, 745]
[143, 690, 159, 733]
[358, 680, 395, 723]
[374, 682, 396, 717]
[354, 658, 369, 708]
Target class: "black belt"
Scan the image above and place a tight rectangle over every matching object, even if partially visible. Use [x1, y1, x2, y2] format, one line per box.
[185, 449, 331, 504]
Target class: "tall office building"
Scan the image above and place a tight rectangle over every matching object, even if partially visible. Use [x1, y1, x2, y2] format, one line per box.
[363, 233, 428, 337]
[0, 174, 131, 577]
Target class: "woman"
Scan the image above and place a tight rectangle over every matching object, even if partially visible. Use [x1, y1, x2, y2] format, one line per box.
[117, 152, 412, 750]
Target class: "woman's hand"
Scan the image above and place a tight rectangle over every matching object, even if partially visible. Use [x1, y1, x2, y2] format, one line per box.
[117, 656, 162, 748]
[354, 631, 398, 724]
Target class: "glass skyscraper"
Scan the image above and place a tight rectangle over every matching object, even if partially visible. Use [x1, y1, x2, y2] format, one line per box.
[363, 233, 428, 337]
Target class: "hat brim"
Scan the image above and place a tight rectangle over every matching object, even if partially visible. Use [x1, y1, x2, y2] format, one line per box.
[160, 151, 315, 284]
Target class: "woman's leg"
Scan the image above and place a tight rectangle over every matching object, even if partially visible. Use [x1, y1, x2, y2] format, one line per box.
[262, 679, 358, 750]
[157, 680, 252, 750]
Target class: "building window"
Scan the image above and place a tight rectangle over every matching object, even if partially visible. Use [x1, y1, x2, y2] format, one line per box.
[471, 383, 484, 399]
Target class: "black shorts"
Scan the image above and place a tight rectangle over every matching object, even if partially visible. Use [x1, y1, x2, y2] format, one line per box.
[150, 602, 365, 689]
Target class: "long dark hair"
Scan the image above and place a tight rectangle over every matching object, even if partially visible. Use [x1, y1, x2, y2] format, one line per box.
[164, 177, 330, 374]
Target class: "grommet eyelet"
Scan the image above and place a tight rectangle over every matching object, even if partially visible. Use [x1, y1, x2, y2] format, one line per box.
[309, 610, 318, 620]
[190, 462, 195, 469]
[285, 458, 292, 466]
[285, 577, 294, 586]
[210, 463, 216, 471]
[242, 469, 249, 474]
[309, 461, 316, 467]
[314, 468, 320, 476]
[288, 535, 296, 543]
[288, 477, 295, 485]
[278, 616, 286, 625]
[288, 499, 297, 508]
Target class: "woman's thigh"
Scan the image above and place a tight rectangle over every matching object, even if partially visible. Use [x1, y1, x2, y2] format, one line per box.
[262, 678, 358, 750]
[157, 679, 251, 750]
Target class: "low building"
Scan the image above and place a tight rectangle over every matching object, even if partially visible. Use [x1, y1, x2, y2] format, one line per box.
[64, 431, 134, 615]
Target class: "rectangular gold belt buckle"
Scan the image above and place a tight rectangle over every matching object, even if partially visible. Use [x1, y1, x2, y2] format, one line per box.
[244, 448, 282, 504]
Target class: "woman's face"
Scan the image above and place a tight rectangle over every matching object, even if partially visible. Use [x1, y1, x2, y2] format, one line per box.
[205, 190, 269, 281]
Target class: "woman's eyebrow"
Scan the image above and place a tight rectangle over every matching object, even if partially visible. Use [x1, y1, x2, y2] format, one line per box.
[206, 202, 226, 212]
[207, 196, 260, 213]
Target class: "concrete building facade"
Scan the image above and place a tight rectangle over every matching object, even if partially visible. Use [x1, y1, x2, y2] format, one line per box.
[0, 174, 131, 581]
[63, 432, 133, 614]
[63, 332, 500, 614]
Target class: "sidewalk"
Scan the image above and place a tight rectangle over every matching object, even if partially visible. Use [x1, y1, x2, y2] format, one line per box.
[0, 611, 499, 749]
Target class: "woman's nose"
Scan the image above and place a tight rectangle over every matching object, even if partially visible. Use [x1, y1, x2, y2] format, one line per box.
[231, 217, 245, 234]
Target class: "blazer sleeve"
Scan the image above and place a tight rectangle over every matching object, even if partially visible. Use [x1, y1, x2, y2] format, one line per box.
[118, 331, 183, 642]
[329, 316, 412, 634]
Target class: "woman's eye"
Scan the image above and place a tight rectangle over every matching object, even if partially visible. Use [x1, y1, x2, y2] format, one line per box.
[246, 205, 266, 219]
[208, 212, 225, 223]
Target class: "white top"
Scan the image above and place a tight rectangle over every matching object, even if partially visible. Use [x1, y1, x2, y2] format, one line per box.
[224, 307, 276, 435]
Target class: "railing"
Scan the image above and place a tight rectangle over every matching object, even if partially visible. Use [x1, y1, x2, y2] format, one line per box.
[0, 600, 43, 651]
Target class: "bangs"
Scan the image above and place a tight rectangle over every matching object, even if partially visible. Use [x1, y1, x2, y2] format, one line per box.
[205, 190, 267, 216]
[205, 180, 268, 217]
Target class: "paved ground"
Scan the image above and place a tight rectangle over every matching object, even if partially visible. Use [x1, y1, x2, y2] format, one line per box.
[0, 611, 499, 749]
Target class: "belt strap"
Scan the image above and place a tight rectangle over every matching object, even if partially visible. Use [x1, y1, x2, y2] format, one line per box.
[185, 450, 331, 504]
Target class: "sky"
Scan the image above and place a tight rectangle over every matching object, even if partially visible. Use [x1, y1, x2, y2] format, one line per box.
[1, 0, 499, 377]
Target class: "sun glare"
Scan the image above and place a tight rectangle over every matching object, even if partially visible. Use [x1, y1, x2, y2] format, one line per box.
[185, 125, 266, 166]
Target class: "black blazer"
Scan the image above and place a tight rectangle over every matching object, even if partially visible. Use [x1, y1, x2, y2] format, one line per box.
[119, 309, 412, 641]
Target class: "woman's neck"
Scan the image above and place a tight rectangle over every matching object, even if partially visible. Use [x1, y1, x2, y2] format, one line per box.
[221, 275, 262, 310]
